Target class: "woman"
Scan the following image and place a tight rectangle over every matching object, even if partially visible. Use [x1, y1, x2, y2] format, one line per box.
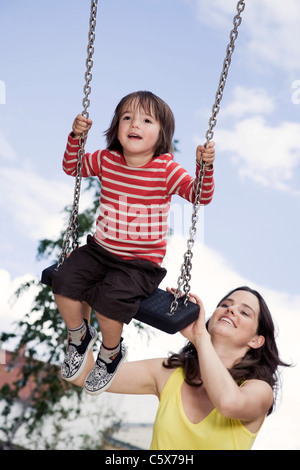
[74, 286, 289, 450]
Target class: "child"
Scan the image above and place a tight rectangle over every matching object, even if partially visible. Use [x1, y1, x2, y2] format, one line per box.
[52, 90, 215, 395]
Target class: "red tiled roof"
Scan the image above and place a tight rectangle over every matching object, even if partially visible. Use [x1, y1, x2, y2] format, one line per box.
[0, 349, 42, 402]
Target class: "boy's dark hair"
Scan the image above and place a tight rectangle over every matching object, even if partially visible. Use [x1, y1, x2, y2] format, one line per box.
[104, 91, 175, 156]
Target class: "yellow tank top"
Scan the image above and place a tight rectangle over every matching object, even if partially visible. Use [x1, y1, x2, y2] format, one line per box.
[150, 367, 259, 450]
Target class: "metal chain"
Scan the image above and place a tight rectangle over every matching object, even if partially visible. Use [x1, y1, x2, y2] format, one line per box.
[169, 0, 245, 314]
[57, 0, 98, 269]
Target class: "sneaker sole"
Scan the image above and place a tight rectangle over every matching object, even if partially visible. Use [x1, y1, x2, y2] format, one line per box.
[84, 346, 128, 395]
[62, 328, 98, 382]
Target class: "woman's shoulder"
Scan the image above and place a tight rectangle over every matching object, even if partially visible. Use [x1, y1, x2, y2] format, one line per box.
[155, 364, 183, 397]
[241, 378, 273, 393]
[129, 357, 176, 395]
[240, 379, 274, 413]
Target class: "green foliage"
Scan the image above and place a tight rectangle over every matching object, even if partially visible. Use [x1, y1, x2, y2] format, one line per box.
[0, 177, 116, 449]
[0, 139, 179, 448]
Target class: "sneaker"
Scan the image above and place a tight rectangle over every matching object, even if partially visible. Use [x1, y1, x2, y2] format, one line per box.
[84, 339, 127, 395]
[61, 321, 98, 382]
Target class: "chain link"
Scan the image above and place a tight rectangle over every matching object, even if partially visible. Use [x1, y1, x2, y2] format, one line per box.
[57, 0, 98, 269]
[169, 0, 245, 314]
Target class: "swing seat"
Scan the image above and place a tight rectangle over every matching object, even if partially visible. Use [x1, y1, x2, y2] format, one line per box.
[134, 287, 199, 334]
[41, 264, 199, 334]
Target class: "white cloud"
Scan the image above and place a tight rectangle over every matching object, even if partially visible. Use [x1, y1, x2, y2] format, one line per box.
[0, 122, 98, 245]
[196, 85, 300, 194]
[0, 130, 96, 244]
[0, 132, 17, 161]
[221, 86, 275, 118]
[245, 0, 300, 71]
[215, 116, 300, 193]
[0, 166, 94, 241]
[0, 167, 71, 240]
[194, 0, 300, 71]
[194, 0, 236, 30]
[0, 270, 38, 321]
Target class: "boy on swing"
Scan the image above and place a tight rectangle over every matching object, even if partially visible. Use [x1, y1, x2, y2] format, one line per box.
[52, 90, 215, 395]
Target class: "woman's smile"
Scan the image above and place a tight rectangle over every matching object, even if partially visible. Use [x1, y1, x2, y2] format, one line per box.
[219, 315, 236, 327]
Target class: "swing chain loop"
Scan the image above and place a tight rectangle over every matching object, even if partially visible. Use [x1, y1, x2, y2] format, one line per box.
[57, 0, 98, 269]
[169, 162, 205, 314]
[206, 0, 245, 145]
[169, 0, 245, 315]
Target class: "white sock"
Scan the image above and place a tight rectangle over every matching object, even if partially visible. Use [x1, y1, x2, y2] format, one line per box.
[68, 321, 87, 346]
[99, 342, 120, 364]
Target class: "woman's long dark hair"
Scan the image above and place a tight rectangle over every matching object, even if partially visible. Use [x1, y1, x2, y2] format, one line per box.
[164, 286, 290, 415]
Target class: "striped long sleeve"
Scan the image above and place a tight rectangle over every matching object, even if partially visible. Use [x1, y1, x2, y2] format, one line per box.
[63, 134, 214, 265]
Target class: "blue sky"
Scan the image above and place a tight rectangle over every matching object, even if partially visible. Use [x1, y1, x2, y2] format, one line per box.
[0, 0, 300, 449]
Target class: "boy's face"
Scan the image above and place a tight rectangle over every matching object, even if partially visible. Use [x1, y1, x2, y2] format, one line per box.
[117, 100, 161, 167]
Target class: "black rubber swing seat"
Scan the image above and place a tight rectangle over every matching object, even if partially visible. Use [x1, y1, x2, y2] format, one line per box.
[41, 264, 199, 335]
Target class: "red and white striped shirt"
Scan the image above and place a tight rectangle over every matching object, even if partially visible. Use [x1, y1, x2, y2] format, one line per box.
[63, 134, 215, 265]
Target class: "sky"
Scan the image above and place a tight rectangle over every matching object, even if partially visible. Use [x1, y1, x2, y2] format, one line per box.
[0, 0, 299, 450]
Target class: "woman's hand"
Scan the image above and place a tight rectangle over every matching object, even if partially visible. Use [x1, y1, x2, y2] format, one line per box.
[180, 292, 209, 343]
[166, 287, 209, 344]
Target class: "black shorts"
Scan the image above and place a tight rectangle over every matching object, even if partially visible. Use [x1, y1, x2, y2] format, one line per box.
[52, 235, 166, 324]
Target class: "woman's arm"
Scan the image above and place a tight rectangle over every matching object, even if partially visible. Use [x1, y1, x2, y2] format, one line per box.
[194, 332, 273, 421]
[106, 358, 167, 397]
[71, 354, 168, 397]
[181, 294, 273, 423]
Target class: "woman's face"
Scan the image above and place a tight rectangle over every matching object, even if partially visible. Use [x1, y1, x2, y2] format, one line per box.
[207, 290, 264, 350]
